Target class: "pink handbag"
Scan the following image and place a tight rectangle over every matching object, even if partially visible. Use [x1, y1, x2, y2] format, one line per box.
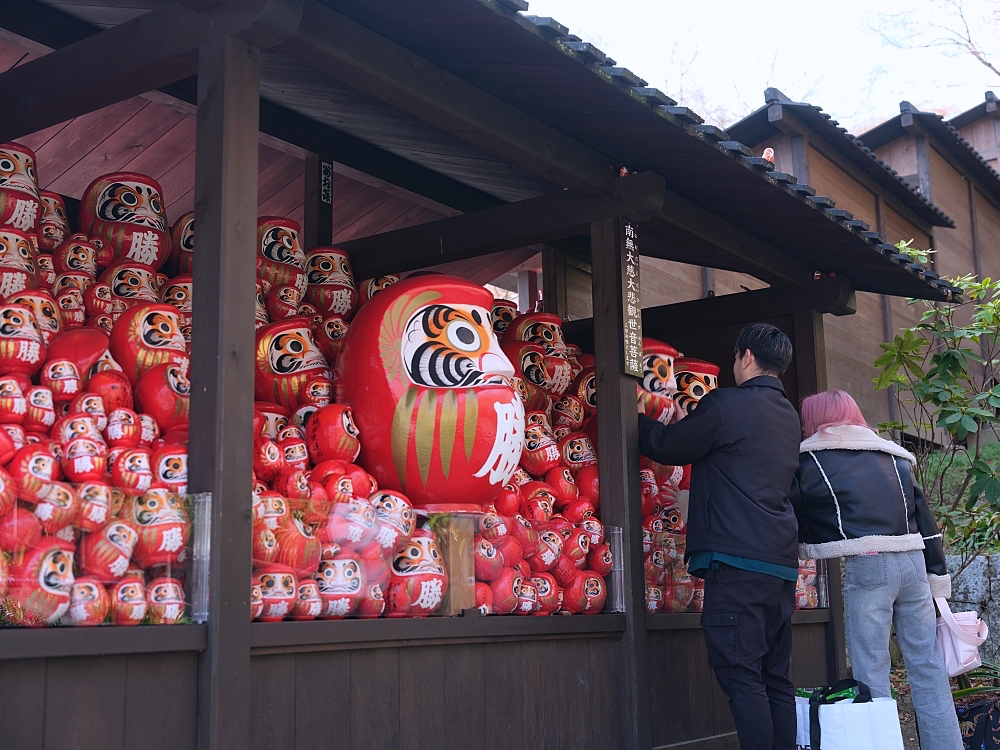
[935, 596, 988, 677]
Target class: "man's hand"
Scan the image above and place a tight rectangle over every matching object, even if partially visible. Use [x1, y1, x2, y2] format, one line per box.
[668, 398, 685, 424]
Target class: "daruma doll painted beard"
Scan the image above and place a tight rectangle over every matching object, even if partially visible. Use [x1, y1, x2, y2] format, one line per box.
[335, 275, 525, 509]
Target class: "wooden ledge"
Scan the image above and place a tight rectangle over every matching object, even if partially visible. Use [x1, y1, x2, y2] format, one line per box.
[646, 609, 831, 631]
[250, 613, 626, 654]
[0, 623, 207, 660]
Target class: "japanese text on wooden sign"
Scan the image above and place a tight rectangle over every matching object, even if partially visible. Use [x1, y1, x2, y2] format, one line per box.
[621, 220, 642, 377]
[321, 161, 333, 204]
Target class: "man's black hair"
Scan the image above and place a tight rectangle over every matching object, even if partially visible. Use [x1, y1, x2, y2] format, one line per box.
[734, 323, 793, 376]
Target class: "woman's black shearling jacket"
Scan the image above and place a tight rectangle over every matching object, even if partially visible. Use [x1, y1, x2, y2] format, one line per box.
[789, 424, 950, 598]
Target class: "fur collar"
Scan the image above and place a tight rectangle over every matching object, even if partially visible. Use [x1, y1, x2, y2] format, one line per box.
[800, 424, 916, 464]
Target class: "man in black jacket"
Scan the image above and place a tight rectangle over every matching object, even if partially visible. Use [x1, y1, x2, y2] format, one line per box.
[639, 323, 801, 750]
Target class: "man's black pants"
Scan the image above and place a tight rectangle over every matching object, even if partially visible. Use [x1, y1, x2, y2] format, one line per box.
[701, 563, 797, 750]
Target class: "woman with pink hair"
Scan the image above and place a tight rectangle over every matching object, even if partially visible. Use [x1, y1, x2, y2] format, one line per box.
[792, 390, 962, 750]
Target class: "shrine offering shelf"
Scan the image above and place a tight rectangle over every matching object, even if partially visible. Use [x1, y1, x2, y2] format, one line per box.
[0, 623, 207, 661]
[646, 610, 832, 631]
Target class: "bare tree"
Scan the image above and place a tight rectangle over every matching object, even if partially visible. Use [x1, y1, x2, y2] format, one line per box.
[872, 0, 1000, 80]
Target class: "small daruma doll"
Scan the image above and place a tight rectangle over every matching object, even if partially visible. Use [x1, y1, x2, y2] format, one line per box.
[673, 358, 720, 415]
[109, 303, 188, 386]
[126, 487, 190, 567]
[146, 577, 185, 624]
[111, 572, 146, 625]
[304, 403, 361, 464]
[316, 547, 364, 619]
[257, 216, 306, 294]
[69, 577, 111, 626]
[5, 538, 75, 626]
[304, 247, 357, 317]
[385, 528, 448, 617]
[79, 172, 172, 270]
[0, 143, 40, 234]
[254, 318, 330, 410]
[0, 304, 46, 377]
[336, 275, 524, 509]
[38, 191, 70, 252]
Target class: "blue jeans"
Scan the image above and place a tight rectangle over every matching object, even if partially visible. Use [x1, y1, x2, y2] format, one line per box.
[843, 550, 963, 750]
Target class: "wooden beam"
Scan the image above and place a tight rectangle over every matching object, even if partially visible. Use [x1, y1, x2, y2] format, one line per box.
[281, 0, 620, 198]
[590, 217, 651, 750]
[517, 270, 538, 312]
[563, 277, 855, 346]
[0, 1, 505, 216]
[188, 34, 260, 750]
[0, 0, 302, 143]
[542, 245, 568, 319]
[339, 171, 665, 278]
[652, 187, 816, 293]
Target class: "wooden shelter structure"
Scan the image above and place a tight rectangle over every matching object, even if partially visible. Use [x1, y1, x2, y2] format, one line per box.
[727, 88, 957, 430]
[0, 2, 955, 749]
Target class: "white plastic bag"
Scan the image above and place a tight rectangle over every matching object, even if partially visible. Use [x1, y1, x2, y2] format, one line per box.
[795, 684, 904, 750]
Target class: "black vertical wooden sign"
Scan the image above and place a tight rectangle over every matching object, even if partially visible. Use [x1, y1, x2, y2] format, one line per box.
[591, 217, 651, 750]
[621, 220, 643, 377]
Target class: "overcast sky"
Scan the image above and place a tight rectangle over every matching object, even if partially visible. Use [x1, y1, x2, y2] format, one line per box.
[523, 0, 999, 134]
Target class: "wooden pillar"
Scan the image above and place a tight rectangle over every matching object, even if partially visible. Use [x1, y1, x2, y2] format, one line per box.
[591, 217, 650, 749]
[542, 245, 568, 319]
[792, 310, 848, 682]
[517, 269, 537, 313]
[700, 266, 715, 298]
[189, 34, 260, 750]
[303, 152, 334, 249]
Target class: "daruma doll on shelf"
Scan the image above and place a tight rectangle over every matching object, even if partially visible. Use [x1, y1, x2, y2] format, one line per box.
[335, 275, 525, 509]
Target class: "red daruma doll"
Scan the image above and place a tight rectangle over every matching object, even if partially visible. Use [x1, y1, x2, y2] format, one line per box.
[336, 275, 524, 509]
[111, 572, 147, 625]
[5, 538, 75, 626]
[125, 487, 190, 568]
[316, 548, 364, 619]
[146, 577, 185, 625]
[385, 528, 448, 617]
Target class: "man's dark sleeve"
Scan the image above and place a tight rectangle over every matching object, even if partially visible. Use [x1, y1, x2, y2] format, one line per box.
[638, 394, 721, 466]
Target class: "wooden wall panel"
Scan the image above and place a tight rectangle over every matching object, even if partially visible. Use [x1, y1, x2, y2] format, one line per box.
[824, 291, 890, 426]
[807, 147, 878, 226]
[975, 188, 1000, 279]
[714, 271, 766, 298]
[398, 646, 446, 750]
[294, 650, 352, 750]
[752, 134, 795, 177]
[649, 624, 829, 748]
[251, 654, 297, 750]
[789, 624, 829, 689]
[239, 638, 621, 750]
[44, 655, 128, 750]
[640, 258, 702, 309]
[874, 136, 918, 181]
[928, 149, 975, 281]
[956, 118, 999, 169]
[566, 265, 594, 321]
[123, 652, 199, 750]
[0, 658, 47, 750]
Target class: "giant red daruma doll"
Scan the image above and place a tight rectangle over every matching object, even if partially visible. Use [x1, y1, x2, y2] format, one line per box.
[336, 275, 524, 509]
[79, 172, 172, 270]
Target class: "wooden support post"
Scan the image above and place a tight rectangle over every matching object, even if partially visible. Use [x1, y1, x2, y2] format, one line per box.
[303, 152, 334, 249]
[542, 245, 568, 319]
[517, 270, 538, 313]
[189, 34, 260, 750]
[701, 266, 715, 298]
[875, 196, 902, 434]
[591, 217, 650, 750]
[792, 310, 848, 682]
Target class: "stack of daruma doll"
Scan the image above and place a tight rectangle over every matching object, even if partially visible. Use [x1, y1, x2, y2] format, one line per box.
[0, 147, 192, 627]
